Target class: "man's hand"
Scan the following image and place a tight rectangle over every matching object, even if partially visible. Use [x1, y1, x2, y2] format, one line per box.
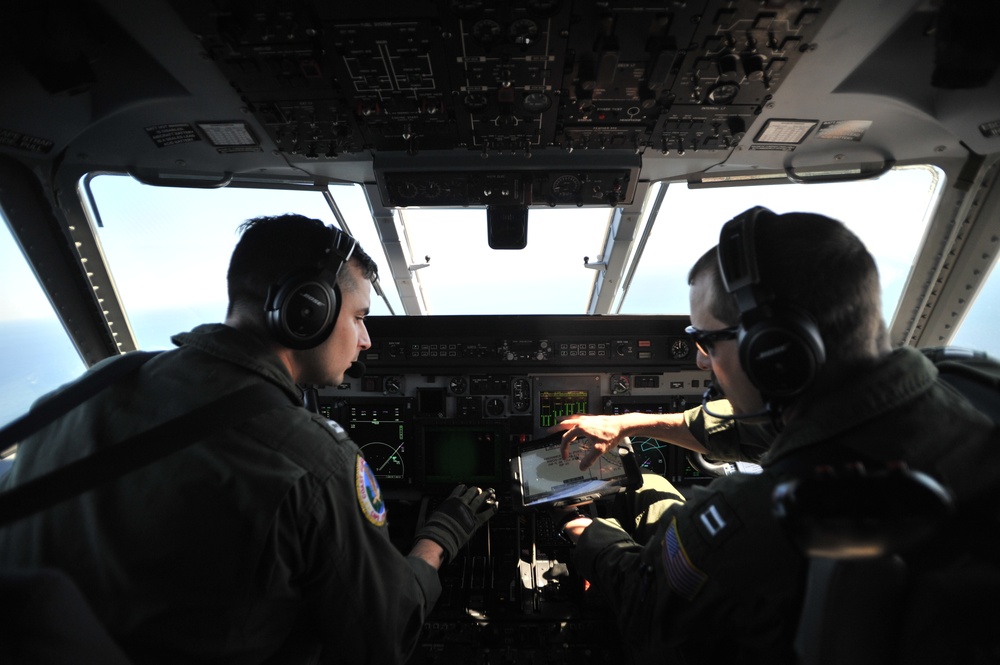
[555, 414, 627, 470]
[413, 485, 498, 564]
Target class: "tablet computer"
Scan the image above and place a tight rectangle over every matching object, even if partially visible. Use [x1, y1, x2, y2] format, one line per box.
[511, 432, 642, 510]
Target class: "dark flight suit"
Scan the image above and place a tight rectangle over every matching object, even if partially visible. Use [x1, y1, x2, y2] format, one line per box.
[572, 346, 1000, 664]
[0, 323, 440, 664]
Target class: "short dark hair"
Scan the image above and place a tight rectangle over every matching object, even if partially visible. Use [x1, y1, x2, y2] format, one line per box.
[689, 209, 883, 366]
[226, 214, 378, 321]
[688, 246, 742, 326]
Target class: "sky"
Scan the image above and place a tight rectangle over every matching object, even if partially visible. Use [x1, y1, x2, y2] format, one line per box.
[2, 167, 999, 426]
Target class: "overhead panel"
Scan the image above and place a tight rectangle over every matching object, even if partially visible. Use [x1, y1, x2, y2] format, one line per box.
[169, 0, 835, 204]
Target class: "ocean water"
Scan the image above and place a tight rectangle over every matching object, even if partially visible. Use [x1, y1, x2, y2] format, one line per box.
[0, 309, 223, 429]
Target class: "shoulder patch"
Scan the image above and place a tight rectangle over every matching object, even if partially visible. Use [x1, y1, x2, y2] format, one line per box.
[355, 454, 387, 526]
[662, 517, 708, 601]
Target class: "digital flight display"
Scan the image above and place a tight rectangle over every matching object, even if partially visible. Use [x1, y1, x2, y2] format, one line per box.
[345, 399, 409, 482]
[605, 397, 701, 480]
[421, 421, 507, 488]
[537, 389, 589, 428]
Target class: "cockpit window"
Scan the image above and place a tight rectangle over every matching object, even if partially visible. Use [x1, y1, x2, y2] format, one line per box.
[952, 258, 1000, 353]
[398, 206, 613, 314]
[618, 166, 943, 330]
[81, 165, 1000, 361]
[0, 208, 86, 429]
[88, 176, 360, 350]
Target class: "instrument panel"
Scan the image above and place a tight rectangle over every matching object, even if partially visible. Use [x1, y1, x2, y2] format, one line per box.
[317, 314, 717, 664]
[324, 314, 713, 489]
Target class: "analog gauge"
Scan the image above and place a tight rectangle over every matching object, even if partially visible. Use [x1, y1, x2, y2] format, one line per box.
[511, 377, 531, 412]
[396, 181, 419, 200]
[707, 81, 741, 105]
[508, 18, 538, 45]
[449, 376, 468, 395]
[383, 376, 402, 394]
[523, 91, 551, 114]
[551, 174, 581, 201]
[670, 338, 691, 360]
[485, 397, 505, 417]
[631, 437, 668, 477]
[360, 441, 405, 480]
[464, 92, 489, 111]
[611, 374, 630, 395]
[421, 182, 442, 199]
[471, 19, 502, 44]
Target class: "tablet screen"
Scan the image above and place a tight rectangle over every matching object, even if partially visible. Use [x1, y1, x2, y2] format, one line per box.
[516, 437, 629, 507]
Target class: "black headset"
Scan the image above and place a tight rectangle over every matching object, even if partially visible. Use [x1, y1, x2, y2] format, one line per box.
[716, 206, 825, 400]
[264, 225, 357, 350]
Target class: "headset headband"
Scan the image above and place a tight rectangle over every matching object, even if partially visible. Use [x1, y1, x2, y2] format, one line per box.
[715, 206, 826, 403]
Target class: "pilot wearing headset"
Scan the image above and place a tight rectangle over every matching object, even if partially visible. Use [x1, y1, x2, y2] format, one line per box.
[550, 207, 1000, 664]
[0, 214, 496, 664]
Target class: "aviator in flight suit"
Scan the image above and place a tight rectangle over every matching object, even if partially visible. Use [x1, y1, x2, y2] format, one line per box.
[570, 346, 1000, 665]
[0, 323, 440, 664]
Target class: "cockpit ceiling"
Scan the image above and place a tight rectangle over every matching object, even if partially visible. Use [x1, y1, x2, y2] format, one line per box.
[3, 0, 996, 198]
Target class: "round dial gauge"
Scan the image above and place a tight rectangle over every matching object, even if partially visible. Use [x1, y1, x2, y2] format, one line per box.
[360, 441, 405, 480]
[670, 338, 692, 360]
[471, 19, 501, 44]
[464, 92, 489, 111]
[707, 81, 741, 105]
[396, 181, 419, 199]
[611, 374, 631, 395]
[551, 174, 581, 201]
[523, 91, 551, 113]
[508, 18, 538, 45]
[449, 376, 468, 395]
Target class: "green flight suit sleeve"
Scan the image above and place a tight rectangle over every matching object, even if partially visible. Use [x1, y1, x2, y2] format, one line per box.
[684, 401, 776, 463]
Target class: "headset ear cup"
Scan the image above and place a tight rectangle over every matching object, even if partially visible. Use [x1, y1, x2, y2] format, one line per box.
[261, 224, 355, 350]
[265, 272, 341, 350]
[738, 306, 825, 398]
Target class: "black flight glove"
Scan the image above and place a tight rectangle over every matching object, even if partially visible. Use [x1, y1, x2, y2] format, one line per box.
[414, 484, 498, 564]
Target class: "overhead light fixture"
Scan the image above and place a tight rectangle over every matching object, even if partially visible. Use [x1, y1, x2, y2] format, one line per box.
[754, 119, 818, 144]
[691, 173, 789, 186]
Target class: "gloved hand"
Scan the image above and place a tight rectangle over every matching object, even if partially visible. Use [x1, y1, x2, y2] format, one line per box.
[414, 485, 498, 564]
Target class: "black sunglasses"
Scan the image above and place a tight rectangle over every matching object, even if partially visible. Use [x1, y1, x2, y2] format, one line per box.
[685, 325, 739, 356]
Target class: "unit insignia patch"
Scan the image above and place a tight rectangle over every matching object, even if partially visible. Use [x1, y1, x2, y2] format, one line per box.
[355, 454, 386, 527]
